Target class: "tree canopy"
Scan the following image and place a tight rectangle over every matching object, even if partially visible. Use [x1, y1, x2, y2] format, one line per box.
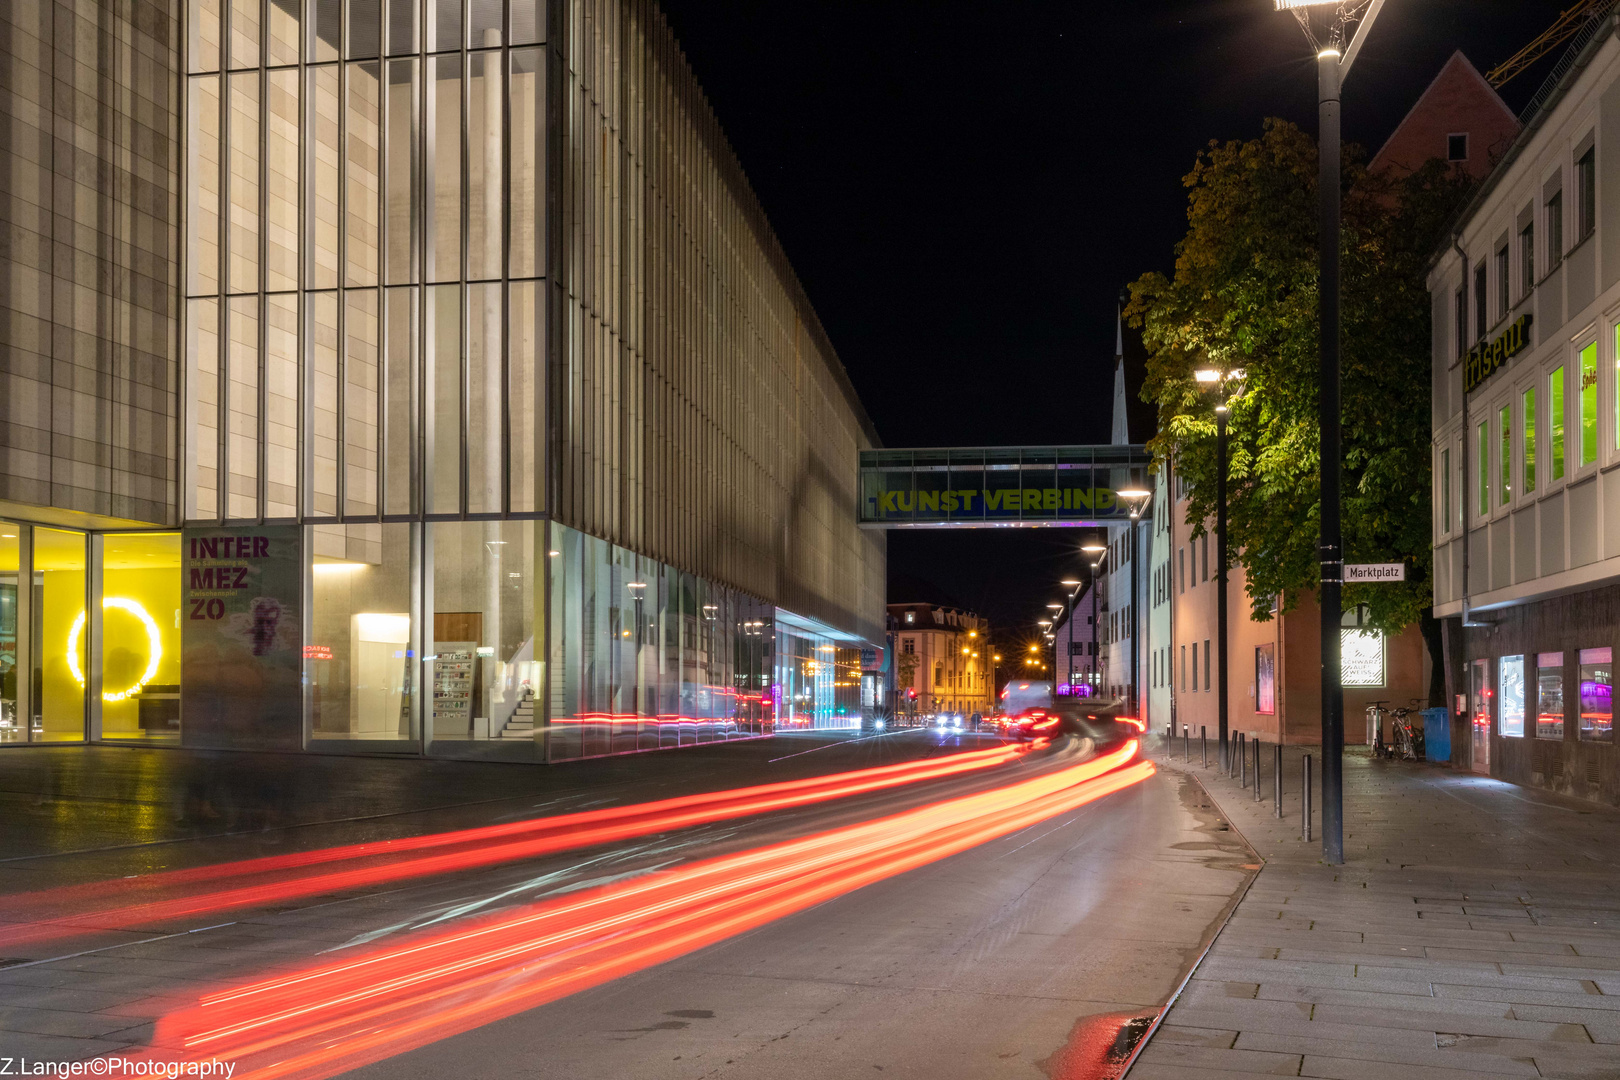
[1125, 118, 1472, 633]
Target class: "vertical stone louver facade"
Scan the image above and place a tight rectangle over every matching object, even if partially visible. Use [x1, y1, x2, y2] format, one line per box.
[552, 1, 885, 646]
[0, 0, 179, 525]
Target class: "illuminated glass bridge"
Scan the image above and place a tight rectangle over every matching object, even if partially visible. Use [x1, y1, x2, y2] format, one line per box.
[859, 446, 1153, 528]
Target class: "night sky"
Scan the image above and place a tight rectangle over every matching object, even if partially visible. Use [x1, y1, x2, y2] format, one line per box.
[656, 0, 1567, 640]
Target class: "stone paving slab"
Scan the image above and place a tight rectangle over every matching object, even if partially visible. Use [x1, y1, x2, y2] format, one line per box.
[1130, 741, 1620, 1079]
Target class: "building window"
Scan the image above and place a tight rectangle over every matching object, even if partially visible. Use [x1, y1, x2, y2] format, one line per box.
[1476, 420, 1488, 515]
[1474, 264, 1487, 341]
[1203, 639, 1211, 690]
[1536, 652, 1564, 740]
[1576, 146, 1595, 241]
[1447, 132, 1468, 162]
[1255, 644, 1276, 714]
[1579, 647, 1612, 741]
[1499, 654, 1526, 737]
[1519, 222, 1535, 293]
[1550, 365, 1566, 481]
[1547, 189, 1563, 267]
[1200, 534, 1208, 582]
[1190, 642, 1197, 691]
[933, 663, 942, 687]
[1579, 341, 1598, 467]
[1440, 448, 1452, 534]
[1454, 286, 1467, 357]
[904, 611, 914, 625]
[1177, 548, 1184, 594]
[1522, 388, 1536, 495]
[1499, 404, 1511, 504]
[1342, 629, 1386, 687]
[1495, 246, 1509, 321]
[902, 637, 914, 654]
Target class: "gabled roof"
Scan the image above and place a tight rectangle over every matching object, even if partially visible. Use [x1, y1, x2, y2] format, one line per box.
[1370, 51, 1519, 180]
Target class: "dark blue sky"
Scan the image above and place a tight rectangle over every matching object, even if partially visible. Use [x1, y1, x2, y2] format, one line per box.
[656, 0, 1568, 633]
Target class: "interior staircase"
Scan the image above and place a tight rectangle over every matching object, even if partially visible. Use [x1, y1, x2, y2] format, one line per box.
[498, 693, 537, 740]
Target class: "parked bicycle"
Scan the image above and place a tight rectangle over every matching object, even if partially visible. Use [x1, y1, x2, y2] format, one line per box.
[1387, 699, 1426, 761]
[1365, 699, 1390, 756]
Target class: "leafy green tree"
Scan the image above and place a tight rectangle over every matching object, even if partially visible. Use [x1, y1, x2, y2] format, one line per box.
[1126, 118, 1472, 636]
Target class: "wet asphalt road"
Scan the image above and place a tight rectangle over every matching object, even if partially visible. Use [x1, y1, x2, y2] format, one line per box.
[336, 756, 1254, 1080]
[0, 733, 1255, 1078]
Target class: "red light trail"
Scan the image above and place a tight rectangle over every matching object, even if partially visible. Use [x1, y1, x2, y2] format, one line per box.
[127, 741, 1152, 1080]
[0, 741, 1031, 951]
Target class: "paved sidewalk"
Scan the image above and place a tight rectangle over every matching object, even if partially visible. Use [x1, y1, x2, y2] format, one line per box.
[1133, 738, 1620, 1080]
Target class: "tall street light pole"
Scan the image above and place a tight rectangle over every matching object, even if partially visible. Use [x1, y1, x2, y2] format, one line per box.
[1194, 370, 1240, 770]
[1118, 488, 1152, 719]
[1081, 543, 1107, 693]
[1279, 0, 1384, 866]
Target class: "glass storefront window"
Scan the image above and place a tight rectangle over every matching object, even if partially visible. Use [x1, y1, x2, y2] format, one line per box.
[33, 529, 86, 741]
[1579, 647, 1612, 742]
[546, 522, 771, 762]
[101, 534, 183, 741]
[428, 520, 537, 749]
[1535, 651, 1563, 740]
[1499, 655, 1525, 738]
[1579, 341, 1598, 467]
[1550, 366, 1565, 481]
[0, 525, 18, 742]
[309, 523, 418, 742]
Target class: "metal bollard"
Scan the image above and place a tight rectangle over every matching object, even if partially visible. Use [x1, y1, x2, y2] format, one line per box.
[1200, 726, 1207, 768]
[1239, 733, 1247, 787]
[1302, 753, 1313, 842]
[1274, 743, 1283, 818]
[1183, 724, 1190, 761]
[1254, 737, 1262, 802]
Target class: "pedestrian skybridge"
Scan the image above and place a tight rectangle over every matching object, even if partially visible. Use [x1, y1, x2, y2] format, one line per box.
[859, 445, 1153, 528]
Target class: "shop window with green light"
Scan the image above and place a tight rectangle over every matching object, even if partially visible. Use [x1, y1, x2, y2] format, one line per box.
[1579, 341, 1598, 468]
[1522, 387, 1536, 495]
[1550, 365, 1565, 481]
[100, 534, 183, 741]
[1499, 404, 1511, 505]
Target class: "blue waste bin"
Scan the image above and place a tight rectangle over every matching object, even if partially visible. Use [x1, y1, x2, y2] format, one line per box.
[1421, 707, 1450, 762]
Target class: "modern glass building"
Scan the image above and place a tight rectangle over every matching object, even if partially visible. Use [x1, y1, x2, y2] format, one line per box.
[0, 0, 885, 760]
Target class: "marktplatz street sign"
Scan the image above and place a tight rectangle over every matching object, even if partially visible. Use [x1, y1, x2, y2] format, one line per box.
[1344, 563, 1405, 583]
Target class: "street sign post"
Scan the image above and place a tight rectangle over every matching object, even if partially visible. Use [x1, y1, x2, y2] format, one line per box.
[1343, 563, 1405, 583]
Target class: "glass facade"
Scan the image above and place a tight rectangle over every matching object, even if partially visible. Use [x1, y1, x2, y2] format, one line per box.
[183, 0, 544, 525]
[0, 0, 886, 761]
[546, 523, 781, 762]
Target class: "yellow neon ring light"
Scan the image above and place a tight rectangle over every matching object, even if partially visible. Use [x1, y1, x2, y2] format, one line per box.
[66, 598, 164, 702]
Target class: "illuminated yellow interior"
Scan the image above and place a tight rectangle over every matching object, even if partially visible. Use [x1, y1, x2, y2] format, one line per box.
[99, 533, 181, 739]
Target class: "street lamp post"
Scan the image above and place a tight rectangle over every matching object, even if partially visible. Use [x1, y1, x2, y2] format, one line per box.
[1081, 543, 1107, 693]
[1118, 488, 1152, 719]
[1193, 371, 1240, 769]
[1278, 0, 1384, 866]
